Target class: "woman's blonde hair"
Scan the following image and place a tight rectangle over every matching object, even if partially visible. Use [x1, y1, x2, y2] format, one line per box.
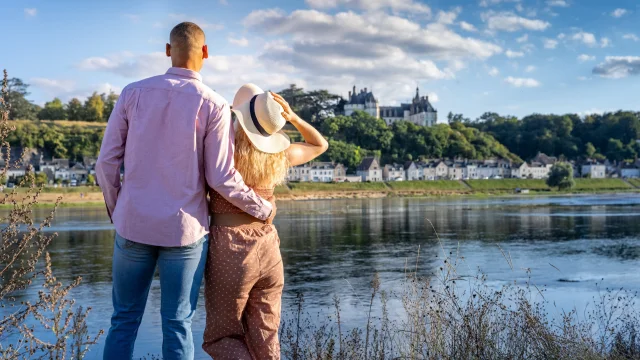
[234, 127, 289, 188]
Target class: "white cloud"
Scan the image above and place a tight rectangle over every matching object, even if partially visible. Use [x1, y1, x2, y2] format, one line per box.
[577, 76, 590, 81]
[437, 7, 462, 25]
[228, 37, 249, 47]
[305, 0, 431, 15]
[459, 21, 477, 32]
[244, 9, 503, 61]
[543, 38, 558, 49]
[506, 49, 525, 58]
[78, 52, 170, 78]
[546, 0, 569, 7]
[592, 56, 640, 79]
[31, 78, 76, 94]
[504, 76, 540, 87]
[481, 11, 551, 32]
[479, 0, 521, 7]
[24, 8, 37, 17]
[219, 0, 228, 4]
[557, 33, 566, 39]
[525, 65, 536, 72]
[623, 33, 640, 42]
[600, 37, 611, 48]
[571, 31, 597, 46]
[426, 92, 439, 102]
[577, 54, 595, 62]
[516, 34, 528, 43]
[488, 67, 500, 76]
[611, 8, 628, 18]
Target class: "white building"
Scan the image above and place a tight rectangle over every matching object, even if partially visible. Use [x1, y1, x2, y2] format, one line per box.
[383, 163, 405, 181]
[621, 163, 640, 178]
[344, 86, 437, 127]
[344, 86, 379, 119]
[357, 157, 383, 182]
[404, 162, 421, 181]
[447, 162, 465, 180]
[421, 161, 448, 180]
[288, 164, 312, 182]
[310, 162, 345, 183]
[465, 163, 478, 180]
[581, 163, 606, 178]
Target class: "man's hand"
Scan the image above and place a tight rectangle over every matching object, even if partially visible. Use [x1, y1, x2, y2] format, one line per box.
[271, 92, 299, 124]
[264, 199, 277, 224]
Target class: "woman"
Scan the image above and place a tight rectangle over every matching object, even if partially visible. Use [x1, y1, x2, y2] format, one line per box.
[202, 84, 328, 360]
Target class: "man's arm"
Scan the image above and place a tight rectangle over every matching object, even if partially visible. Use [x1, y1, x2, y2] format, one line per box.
[204, 102, 272, 220]
[95, 89, 128, 221]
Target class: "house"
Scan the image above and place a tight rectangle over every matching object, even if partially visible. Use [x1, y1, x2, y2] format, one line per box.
[581, 162, 606, 178]
[5, 166, 27, 181]
[310, 162, 339, 183]
[531, 153, 557, 167]
[357, 157, 383, 182]
[70, 163, 89, 182]
[621, 163, 640, 178]
[527, 161, 552, 179]
[465, 162, 478, 180]
[447, 161, 465, 180]
[55, 168, 71, 181]
[404, 162, 421, 181]
[383, 163, 406, 181]
[511, 162, 528, 179]
[288, 164, 312, 182]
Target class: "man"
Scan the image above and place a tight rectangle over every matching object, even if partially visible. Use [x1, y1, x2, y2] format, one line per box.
[96, 22, 273, 360]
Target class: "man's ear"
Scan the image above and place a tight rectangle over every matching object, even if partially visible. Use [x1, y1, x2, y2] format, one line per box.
[202, 45, 209, 59]
[166, 43, 171, 57]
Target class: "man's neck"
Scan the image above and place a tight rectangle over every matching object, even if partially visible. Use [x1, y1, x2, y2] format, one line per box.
[171, 61, 200, 72]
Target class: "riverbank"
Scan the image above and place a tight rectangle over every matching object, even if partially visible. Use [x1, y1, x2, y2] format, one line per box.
[2, 178, 638, 208]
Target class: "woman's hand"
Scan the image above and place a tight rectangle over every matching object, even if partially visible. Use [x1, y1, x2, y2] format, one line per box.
[271, 92, 298, 123]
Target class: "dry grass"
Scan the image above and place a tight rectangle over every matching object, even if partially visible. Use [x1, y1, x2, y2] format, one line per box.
[1, 70, 102, 358]
[280, 220, 640, 360]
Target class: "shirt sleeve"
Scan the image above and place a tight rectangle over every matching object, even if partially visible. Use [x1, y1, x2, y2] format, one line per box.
[95, 89, 128, 221]
[204, 101, 273, 220]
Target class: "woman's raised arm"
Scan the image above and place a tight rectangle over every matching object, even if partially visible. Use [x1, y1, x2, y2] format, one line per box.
[271, 92, 329, 167]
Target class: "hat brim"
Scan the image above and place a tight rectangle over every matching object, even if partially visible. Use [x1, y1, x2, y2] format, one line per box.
[232, 106, 291, 154]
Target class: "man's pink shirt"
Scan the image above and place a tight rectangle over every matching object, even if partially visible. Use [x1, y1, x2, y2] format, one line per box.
[96, 67, 272, 247]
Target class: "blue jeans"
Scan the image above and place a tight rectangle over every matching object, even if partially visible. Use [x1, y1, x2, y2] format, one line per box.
[103, 233, 208, 360]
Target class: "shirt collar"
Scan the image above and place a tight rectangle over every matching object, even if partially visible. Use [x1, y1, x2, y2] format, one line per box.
[166, 67, 202, 82]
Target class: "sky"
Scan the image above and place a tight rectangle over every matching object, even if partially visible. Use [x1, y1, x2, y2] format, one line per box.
[1, 0, 639, 120]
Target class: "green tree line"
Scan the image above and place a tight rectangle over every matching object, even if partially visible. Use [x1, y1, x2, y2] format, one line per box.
[7, 122, 104, 161]
[468, 111, 640, 163]
[0, 77, 118, 122]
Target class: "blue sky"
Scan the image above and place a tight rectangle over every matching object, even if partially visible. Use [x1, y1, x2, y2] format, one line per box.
[2, 0, 639, 119]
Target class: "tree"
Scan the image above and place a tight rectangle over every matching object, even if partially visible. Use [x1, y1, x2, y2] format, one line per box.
[66, 98, 84, 120]
[38, 97, 67, 120]
[0, 78, 41, 120]
[35, 172, 49, 186]
[320, 139, 363, 170]
[83, 92, 104, 122]
[102, 91, 119, 122]
[585, 142, 596, 158]
[547, 162, 575, 190]
[87, 174, 96, 186]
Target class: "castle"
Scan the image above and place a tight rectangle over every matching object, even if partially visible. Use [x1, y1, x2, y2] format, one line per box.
[344, 86, 438, 127]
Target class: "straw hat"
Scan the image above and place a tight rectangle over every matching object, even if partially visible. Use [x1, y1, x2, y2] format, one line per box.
[231, 83, 290, 154]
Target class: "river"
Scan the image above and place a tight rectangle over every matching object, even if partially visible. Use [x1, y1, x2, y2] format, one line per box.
[3, 194, 640, 359]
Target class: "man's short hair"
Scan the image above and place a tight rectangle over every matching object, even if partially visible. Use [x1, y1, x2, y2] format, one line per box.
[170, 22, 205, 53]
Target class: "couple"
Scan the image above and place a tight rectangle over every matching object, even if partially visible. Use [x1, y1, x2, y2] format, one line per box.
[95, 22, 328, 360]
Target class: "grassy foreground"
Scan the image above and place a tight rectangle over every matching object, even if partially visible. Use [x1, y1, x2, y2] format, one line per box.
[281, 237, 640, 359]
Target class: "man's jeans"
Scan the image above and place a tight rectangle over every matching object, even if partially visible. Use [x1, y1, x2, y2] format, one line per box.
[103, 233, 208, 360]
